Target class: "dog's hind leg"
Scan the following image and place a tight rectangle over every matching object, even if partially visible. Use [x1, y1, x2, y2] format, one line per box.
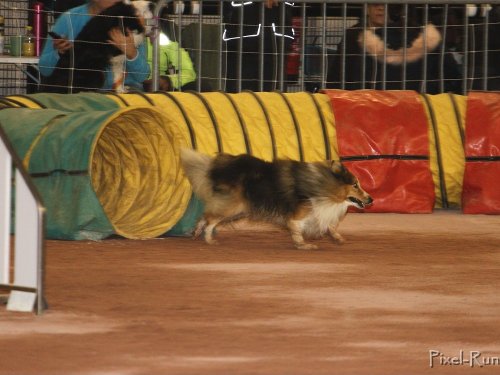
[203, 215, 224, 245]
[287, 219, 318, 250]
[192, 217, 207, 239]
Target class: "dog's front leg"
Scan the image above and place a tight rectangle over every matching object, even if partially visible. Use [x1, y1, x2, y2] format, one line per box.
[287, 219, 318, 250]
[328, 224, 345, 244]
[193, 217, 207, 239]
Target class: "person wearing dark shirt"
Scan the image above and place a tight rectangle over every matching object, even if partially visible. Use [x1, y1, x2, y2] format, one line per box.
[327, 4, 462, 94]
[223, 0, 294, 92]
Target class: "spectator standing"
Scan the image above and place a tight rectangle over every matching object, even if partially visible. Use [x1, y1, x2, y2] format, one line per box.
[223, 0, 294, 92]
[465, 4, 500, 91]
[52, 0, 87, 19]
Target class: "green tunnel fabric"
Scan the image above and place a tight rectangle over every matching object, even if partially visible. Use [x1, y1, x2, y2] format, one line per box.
[1, 92, 120, 111]
[0, 105, 191, 240]
[1, 108, 114, 239]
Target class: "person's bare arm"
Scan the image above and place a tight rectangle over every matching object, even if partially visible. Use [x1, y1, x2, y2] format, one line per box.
[266, 0, 278, 8]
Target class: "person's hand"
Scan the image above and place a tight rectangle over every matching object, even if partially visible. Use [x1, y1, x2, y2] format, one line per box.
[143, 76, 171, 92]
[108, 27, 137, 59]
[158, 76, 171, 91]
[52, 36, 72, 55]
[265, 0, 278, 8]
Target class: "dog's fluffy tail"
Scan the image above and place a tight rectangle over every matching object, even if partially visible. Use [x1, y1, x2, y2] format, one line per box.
[180, 148, 213, 200]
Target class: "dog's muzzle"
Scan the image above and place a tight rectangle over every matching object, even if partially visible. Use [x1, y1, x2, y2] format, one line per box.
[348, 196, 373, 209]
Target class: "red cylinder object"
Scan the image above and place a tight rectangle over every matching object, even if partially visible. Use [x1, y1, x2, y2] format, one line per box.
[323, 90, 435, 213]
[32, 2, 45, 57]
[462, 92, 500, 214]
[286, 16, 301, 81]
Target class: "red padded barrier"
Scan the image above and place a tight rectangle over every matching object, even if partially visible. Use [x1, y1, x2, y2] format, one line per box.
[323, 90, 435, 213]
[462, 92, 500, 214]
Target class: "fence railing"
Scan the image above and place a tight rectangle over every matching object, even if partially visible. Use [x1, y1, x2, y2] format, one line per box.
[149, 0, 500, 94]
[0, 1, 498, 95]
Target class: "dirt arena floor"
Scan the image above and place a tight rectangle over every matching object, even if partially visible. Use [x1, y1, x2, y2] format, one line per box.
[1, 211, 500, 375]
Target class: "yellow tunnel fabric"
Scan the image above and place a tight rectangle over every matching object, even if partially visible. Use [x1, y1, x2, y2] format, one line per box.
[251, 92, 301, 161]
[1, 95, 45, 108]
[225, 92, 276, 161]
[421, 93, 466, 208]
[106, 92, 339, 163]
[308, 92, 339, 161]
[90, 107, 192, 238]
[197, 92, 249, 155]
[102, 91, 341, 238]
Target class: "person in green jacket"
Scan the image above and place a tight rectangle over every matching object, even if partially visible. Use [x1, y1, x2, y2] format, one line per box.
[143, 31, 197, 91]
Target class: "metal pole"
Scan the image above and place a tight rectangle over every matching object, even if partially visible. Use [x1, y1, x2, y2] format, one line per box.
[152, 0, 170, 91]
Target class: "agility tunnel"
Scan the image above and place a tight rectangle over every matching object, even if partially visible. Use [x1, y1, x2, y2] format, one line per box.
[0, 100, 191, 240]
[0, 90, 498, 240]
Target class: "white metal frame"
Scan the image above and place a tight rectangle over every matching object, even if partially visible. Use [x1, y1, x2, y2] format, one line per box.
[0, 123, 45, 315]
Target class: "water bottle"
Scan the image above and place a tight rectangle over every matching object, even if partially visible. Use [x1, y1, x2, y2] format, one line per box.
[22, 26, 35, 57]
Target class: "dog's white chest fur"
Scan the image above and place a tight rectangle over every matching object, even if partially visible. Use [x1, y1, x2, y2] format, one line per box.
[301, 199, 349, 238]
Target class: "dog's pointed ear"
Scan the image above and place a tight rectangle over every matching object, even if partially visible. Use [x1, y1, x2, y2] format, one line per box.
[329, 160, 345, 175]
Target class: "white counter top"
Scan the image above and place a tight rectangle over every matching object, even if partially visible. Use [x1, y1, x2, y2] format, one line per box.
[0, 55, 39, 64]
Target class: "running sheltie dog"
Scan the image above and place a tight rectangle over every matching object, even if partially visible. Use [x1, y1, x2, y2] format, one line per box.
[180, 149, 373, 249]
[42, 1, 153, 93]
